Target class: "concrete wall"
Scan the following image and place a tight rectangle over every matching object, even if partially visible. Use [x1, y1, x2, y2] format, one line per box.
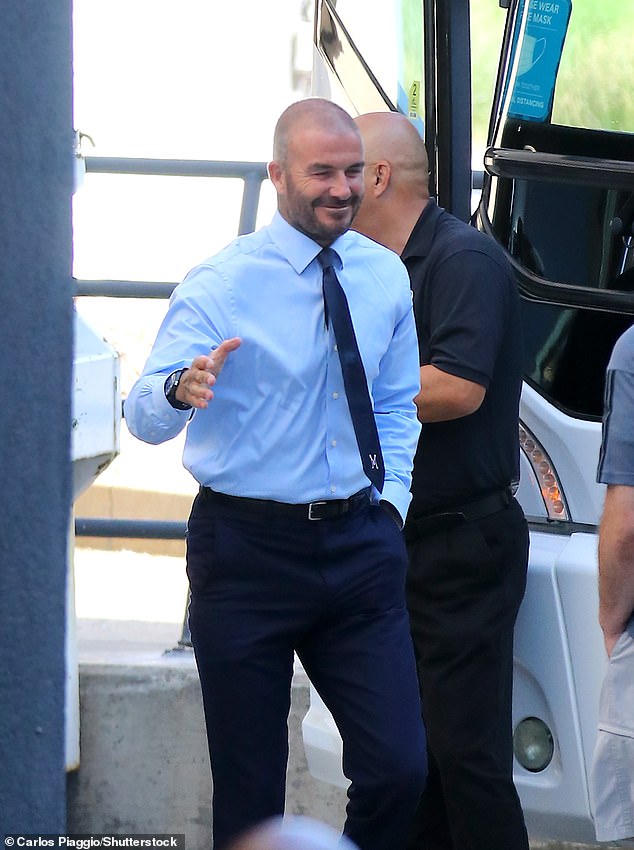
[66, 650, 624, 850]
[67, 656, 345, 846]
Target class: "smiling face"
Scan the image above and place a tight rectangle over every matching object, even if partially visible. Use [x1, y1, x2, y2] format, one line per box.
[269, 106, 365, 246]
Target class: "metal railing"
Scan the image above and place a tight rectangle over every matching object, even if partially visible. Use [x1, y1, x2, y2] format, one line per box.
[74, 155, 269, 647]
[75, 156, 268, 299]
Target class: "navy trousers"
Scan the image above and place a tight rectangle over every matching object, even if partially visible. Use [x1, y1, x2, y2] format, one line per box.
[405, 498, 529, 850]
[187, 488, 427, 850]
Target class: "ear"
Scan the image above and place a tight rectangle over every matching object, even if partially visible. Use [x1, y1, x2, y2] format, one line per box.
[268, 160, 285, 193]
[372, 161, 391, 198]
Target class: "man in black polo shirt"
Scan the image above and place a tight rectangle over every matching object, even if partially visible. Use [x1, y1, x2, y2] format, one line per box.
[353, 111, 529, 850]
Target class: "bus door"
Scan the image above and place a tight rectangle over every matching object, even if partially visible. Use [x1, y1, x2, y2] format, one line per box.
[312, 0, 473, 221]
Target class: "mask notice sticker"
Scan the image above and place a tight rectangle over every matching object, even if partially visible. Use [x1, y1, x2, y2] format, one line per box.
[508, 0, 572, 121]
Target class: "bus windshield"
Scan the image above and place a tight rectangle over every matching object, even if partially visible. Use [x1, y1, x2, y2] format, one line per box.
[502, 0, 634, 134]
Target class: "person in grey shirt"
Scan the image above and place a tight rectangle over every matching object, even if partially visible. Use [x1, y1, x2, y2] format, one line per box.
[590, 324, 634, 843]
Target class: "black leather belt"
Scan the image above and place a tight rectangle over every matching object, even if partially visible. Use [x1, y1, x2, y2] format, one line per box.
[404, 487, 513, 543]
[200, 487, 370, 521]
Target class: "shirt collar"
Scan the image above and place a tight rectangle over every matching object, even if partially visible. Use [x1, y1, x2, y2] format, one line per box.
[401, 198, 443, 261]
[268, 211, 347, 274]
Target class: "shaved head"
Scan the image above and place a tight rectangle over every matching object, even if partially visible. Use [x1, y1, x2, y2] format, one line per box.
[268, 98, 365, 246]
[351, 110, 431, 253]
[273, 98, 361, 165]
[355, 111, 429, 196]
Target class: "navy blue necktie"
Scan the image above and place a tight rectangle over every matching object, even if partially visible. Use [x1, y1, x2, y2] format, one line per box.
[318, 248, 385, 493]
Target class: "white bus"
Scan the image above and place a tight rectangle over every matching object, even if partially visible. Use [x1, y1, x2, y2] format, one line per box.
[302, 0, 634, 842]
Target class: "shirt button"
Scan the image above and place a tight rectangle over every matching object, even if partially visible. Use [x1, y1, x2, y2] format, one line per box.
[332, 391, 339, 399]
[330, 486, 337, 493]
[331, 439, 337, 447]
[334, 344, 338, 352]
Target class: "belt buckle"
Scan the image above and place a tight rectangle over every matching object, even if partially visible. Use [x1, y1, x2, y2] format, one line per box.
[308, 500, 328, 521]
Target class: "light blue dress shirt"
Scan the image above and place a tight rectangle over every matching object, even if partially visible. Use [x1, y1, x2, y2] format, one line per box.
[124, 212, 421, 521]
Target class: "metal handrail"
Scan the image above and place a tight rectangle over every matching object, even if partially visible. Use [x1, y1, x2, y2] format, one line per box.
[75, 280, 177, 298]
[75, 516, 191, 651]
[84, 155, 268, 236]
[75, 156, 270, 648]
[75, 156, 269, 298]
[75, 518, 186, 539]
[73, 155, 268, 507]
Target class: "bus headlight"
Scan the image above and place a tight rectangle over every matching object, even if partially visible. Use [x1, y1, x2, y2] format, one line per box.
[513, 716, 554, 772]
[519, 422, 569, 521]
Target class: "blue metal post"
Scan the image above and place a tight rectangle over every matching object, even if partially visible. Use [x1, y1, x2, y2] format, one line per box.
[0, 0, 72, 832]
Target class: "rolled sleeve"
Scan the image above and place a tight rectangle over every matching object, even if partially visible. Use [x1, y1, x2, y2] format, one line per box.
[598, 368, 634, 486]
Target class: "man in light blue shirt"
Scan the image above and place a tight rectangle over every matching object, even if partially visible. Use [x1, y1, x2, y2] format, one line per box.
[125, 98, 426, 850]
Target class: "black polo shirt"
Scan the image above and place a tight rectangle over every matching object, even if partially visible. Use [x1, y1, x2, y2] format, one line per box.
[402, 199, 522, 515]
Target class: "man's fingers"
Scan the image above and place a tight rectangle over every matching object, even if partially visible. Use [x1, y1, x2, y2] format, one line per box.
[177, 366, 214, 409]
[221, 337, 242, 352]
[211, 337, 242, 371]
[190, 338, 241, 375]
[176, 338, 242, 409]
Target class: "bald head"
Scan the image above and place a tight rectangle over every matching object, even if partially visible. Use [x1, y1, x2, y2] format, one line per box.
[273, 98, 360, 165]
[268, 98, 365, 246]
[352, 111, 430, 254]
[355, 111, 429, 196]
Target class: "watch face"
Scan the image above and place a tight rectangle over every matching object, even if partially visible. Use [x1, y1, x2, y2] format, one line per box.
[165, 369, 191, 410]
[166, 372, 179, 395]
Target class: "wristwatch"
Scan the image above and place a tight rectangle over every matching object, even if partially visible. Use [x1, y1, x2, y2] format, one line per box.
[164, 368, 192, 410]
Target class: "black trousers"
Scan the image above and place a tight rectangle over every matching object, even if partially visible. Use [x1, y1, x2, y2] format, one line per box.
[186, 489, 427, 850]
[405, 498, 529, 850]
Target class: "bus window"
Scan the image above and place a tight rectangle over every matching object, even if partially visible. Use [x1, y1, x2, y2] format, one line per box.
[552, 4, 634, 133]
[478, 0, 634, 419]
[502, 0, 633, 133]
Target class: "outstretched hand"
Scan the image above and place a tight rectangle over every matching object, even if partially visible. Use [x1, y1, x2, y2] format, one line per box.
[175, 338, 242, 409]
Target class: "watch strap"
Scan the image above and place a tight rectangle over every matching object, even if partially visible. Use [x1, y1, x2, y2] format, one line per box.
[164, 368, 192, 410]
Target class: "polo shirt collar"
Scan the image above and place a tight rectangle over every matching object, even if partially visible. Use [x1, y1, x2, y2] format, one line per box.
[401, 198, 443, 261]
